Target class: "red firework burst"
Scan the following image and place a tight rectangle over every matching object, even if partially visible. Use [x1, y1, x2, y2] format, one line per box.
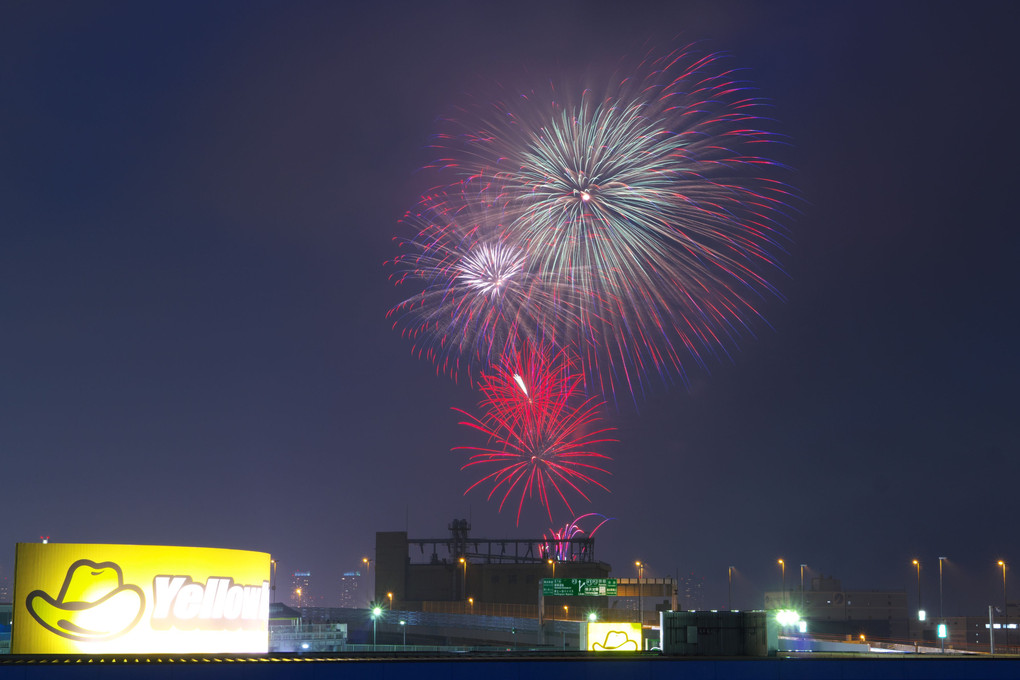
[454, 343, 614, 524]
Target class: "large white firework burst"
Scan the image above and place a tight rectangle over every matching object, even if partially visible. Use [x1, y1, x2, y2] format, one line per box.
[429, 47, 795, 400]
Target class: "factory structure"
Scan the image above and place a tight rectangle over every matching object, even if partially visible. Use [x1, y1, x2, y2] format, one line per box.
[373, 519, 675, 625]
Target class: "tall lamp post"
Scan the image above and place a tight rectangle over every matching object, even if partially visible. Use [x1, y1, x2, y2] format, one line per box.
[363, 557, 372, 605]
[399, 619, 406, 648]
[459, 557, 468, 600]
[387, 592, 394, 610]
[778, 559, 785, 607]
[728, 566, 734, 611]
[912, 559, 922, 618]
[371, 606, 382, 650]
[635, 561, 644, 627]
[938, 556, 947, 652]
[548, 558, 556, 579]
[270, 559, 277, 603]
[800, 564, 807, 610]
[999, 561, 1007, 653]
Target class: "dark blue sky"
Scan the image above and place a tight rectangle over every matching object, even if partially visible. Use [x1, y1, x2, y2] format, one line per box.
[1, 1, 1017, 614]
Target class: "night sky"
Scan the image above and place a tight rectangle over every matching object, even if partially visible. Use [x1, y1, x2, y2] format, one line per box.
[2, 1, 1017, 616]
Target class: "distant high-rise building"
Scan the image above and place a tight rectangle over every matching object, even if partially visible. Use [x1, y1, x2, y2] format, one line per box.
[339, 570, 362, 608]
[677, 572, 706, 610]
[289, 571, 313, 607]
[0, 563, 10, 603]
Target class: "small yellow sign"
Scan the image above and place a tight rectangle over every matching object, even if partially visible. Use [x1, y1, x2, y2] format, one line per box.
[13, 543, 270, 654]
[586, 621, 642, 651]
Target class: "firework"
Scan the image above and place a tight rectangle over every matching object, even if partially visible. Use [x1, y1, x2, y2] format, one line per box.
[543, 513, 614, 562]
[472, 341, 583, 433]
[387, 186, 580, 380]
[454, 344, 615, 524]
[429, 47, 794, 399]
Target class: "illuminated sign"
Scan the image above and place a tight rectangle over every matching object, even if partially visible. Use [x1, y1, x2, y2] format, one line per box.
[12, 543, 270, 654]
[586, 621, 641, 651]
[542, 578, 618, 596]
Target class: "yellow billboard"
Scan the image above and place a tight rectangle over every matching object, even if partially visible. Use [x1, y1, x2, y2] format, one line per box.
[12, 543, 270, 654]
[586, 621, 642, 651]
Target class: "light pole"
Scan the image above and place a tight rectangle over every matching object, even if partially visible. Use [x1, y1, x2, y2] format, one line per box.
[728, 566, 734, 611]
[912, 559, 922, 618]
[548, 558, 556, 579]
[999, 560, 1007, 653]
[778, 559, 785, 606]
[459, 557, 467, 600]
[363, 557, 372, 605]
[387, 592, 394, 610]
[635, 561, 644, 626]
[800, 564, 807, 610]
[400, 619, 406, 648]
[938, 556, 947, 652]
[468, 597, 474, 614]
[371, 606, 382, 650]
[270, 559, 277, 603]
[563, 604, 569, 619]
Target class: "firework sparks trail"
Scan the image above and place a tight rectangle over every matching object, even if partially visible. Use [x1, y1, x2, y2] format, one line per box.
[454, 343, 615, 525]
[387, 185, 582, 381]
[542, 513, 614, 562]
[473, 342, 584, 433]
[423, 46, 794, 401]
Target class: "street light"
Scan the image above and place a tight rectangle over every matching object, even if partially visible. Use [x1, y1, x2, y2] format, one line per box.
[635, 561, 644, 626]
[399, 619, 406, 648]
[563, 604, 569, 619]
[548, 558, 556, 579]
[728, 566, 735, 611]
[468, 597, 474, 614]
[387, 592, 394, 610]
[588, 611, 598, 623]
[371, 606, 382, 650]
[938, 556, 947, 653]
[999, 560, 1007, 653]
[778, 559, 785, 606]
[800, 564, 807, 610]
[459, 557, 467, 599]
[912, 560, 922, 619]
[363, 557, 372, 605]
[270, 559, 277, 603]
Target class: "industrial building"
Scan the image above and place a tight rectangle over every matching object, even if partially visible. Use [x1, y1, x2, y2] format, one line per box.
[373, 519, 674, 624]
[763, 574, 909, 641]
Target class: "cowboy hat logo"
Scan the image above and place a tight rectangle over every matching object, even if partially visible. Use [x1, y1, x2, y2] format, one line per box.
[592, 629, 639, 651]
[26, 559, 145, 642]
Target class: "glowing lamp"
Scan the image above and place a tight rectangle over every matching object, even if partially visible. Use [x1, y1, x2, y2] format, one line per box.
[775, 609, 800, 627]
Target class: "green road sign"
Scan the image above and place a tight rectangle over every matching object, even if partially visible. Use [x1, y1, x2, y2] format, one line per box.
[542, 578, 617, 596]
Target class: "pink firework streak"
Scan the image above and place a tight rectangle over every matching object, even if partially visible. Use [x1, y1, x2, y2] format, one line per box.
[454, 346, 615, 524]
[543, 513, 614, 562]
